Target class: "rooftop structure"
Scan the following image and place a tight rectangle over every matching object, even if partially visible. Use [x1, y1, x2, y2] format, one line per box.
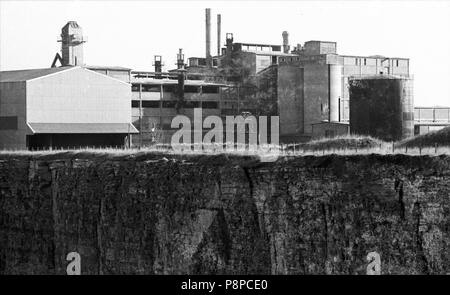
[58, 21, 86, 66]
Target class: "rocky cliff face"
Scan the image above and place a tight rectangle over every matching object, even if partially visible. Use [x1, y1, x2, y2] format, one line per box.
[1, 153, 449, 274]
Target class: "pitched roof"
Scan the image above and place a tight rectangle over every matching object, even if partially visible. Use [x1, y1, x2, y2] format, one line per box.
[27, 123, 139, 134]
[86, 65, 132, 71]
[0, 67, 73, 83]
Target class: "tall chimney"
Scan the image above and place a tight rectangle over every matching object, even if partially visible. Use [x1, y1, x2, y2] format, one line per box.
[217, 14, 221, 56]
[205, 8, 212, 66]
[153, 55, 163, 78]
[226, 33, 233, 56]
[177, 48, 185, 69]
[282, 31, 289, 54]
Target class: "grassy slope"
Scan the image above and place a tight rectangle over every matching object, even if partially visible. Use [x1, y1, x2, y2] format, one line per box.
[287, 135, 384, 151]
[398, 126, 450, 147]
[1, 134, 450, 157]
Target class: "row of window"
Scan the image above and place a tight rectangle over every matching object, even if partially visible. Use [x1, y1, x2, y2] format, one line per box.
[131, 84, 220, 94]
[415, 108, 450, 122]
[356, 58, 402, 67]
[279, 56, 404, 67]
[131, 100, 219, 109]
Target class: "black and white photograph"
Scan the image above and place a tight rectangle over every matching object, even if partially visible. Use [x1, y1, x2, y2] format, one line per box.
[0, 0, 450, 287]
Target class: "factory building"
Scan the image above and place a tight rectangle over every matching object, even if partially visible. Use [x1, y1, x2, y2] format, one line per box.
[129, 68, 271, 145]
[277, 41, 410, 124]
[0, 21, 137, 150]
[348, 75, 414, 141]
[182, 8, 413, 142]
[248, 40, 410, 142]
[414, 106, 450, 135]
[220, 34, 299, 76]
[0, 66, 137, 150]
[2, 14, 448, 150]
[130, 75, 227, 145]
[311, 122, 349, 140]
[86, 66, 132, 83]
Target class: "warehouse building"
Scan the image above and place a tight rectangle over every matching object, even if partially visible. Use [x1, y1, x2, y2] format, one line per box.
[0, 66, 137, 150]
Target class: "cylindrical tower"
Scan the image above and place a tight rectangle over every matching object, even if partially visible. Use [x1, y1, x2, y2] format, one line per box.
[348, 76, 414, 141]
[217, 14, 221, 56]
[400, 78, 415, 139]
[282, 31, 289, 54]
[205, 8, 211, 66]
[328, 64, 342, 122]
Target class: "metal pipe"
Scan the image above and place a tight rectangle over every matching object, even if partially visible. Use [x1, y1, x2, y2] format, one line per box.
[217, 14, 221, 56]
[205, 8, 211, 65]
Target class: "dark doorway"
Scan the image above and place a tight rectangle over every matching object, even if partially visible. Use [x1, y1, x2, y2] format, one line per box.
[27, 133, 127, 150]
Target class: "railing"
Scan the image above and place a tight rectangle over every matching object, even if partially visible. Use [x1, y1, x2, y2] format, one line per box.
[414, 107, 450, 123]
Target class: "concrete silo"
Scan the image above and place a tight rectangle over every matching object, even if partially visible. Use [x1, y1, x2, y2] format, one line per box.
[328, 64, 342, 122]
[348, 75, 414, 141]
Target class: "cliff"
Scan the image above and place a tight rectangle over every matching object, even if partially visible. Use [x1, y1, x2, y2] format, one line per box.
[1, 152, 449, 274]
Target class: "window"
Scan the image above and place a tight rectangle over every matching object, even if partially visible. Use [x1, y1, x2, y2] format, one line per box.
[402, 112, 414, 121]
[396, 60, 399, 67]
[0, 116, 18, 130]
[202, 86, 219, 94]
[185, 85, 199, 93]
[131, 84, 140, 92]
[355, 58, 358, 65]
[163, 85, 176, 93]
[183, 101, 200, 108]
[131, 100, 140, 108]
[364, 58, 367, 66]
[202, 101, 218, 109]
[142, 101, 160, 108]
[162, 101, 177, 108]
[142, 85, 160, 92]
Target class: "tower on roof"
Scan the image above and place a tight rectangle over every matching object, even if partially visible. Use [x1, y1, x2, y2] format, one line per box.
[58, 21, 86, 66]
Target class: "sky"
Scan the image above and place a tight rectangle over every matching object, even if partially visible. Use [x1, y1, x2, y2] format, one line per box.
[1, 0, 450, 107]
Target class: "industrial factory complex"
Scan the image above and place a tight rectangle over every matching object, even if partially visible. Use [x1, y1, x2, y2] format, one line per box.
[1, 9, 449, 150]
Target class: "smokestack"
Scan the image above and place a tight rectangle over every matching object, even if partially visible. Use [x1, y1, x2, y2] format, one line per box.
[282, 31, 289, 54]
[217, 14, 221, 56]
[226, 33, 233, 56]
[153, 55, 163, 78]
[205, 8, 211, 66]
[177, 48, 185, 70]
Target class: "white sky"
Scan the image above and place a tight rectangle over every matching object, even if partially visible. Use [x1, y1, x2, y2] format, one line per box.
[1, 0, 450, 107]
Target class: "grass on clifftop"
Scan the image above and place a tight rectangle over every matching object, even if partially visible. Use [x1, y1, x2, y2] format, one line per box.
[289, 135, 384, 151]
[1, 134, 449, 158]
[398, 126, 450, 148]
